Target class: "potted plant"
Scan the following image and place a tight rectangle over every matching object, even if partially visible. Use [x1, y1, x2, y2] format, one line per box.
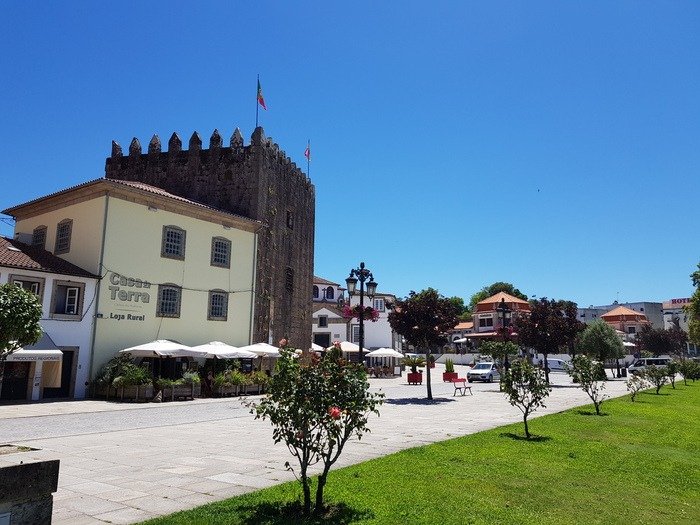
[174, 371, 201, 399]
[213, 372, 234, 396]
[112, 364, 153, 401]
[403, 356, 425, 385]
[443, 358, 458, 382]
[428, 354, 436, 368]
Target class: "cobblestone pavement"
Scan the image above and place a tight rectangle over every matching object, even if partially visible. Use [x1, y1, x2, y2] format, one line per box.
[0, 366, 630, 524]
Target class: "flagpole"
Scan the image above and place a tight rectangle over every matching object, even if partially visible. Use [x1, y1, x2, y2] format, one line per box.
[255, 74, 259, 128]
[307, 139, 310, 177]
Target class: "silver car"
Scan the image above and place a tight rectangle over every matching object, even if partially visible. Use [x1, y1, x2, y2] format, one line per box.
[467, 362, 500, 383]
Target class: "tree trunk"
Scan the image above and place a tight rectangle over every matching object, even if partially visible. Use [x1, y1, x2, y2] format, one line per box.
[543, 353, 550, 384]
[425, 348, 433, 400]
[314, 467, 331, 515]
[523, 411, 530, 439]
[301, 465, 311, 515]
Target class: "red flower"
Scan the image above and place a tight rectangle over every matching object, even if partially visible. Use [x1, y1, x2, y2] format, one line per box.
[328, 406, 341, 420]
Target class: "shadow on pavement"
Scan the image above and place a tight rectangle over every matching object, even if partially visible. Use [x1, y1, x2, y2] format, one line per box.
[240, 501, 373, 525]
[385, 397, 455, 405]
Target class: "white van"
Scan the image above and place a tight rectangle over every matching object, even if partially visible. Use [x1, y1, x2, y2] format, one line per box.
[628, 357, 670, 375]
[544, 358, 571, 372]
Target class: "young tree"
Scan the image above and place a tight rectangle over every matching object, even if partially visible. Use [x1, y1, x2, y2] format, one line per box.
[645, 366, 668, 394]
[678, 359, 697, 386]
[479, 340, 519, 374]
[576, 320, 624, 379]
[388, 288, 462, 400]
[501, 360, 551, 439]
[666, 360, 679, 389]
[626, 371, 649, 401]
[569, 355, 608, 415]
[560, 300, 585, 360]
[0, 283, 43, 385]
[252, 344, 383, 515]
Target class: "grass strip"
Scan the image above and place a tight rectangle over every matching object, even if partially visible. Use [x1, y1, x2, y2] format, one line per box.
[141, 383, 700, 525]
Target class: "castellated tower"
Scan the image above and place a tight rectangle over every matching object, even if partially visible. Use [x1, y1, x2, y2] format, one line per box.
[105, 127, 315, 348]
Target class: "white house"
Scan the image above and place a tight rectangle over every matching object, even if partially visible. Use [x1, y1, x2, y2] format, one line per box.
[311, 276, 347, 348]
[0, 236, 98, 401]
[347, 292, 402, 351]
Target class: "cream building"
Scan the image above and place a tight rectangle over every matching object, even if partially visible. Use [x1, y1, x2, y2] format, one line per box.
[4, 178, 262, 379]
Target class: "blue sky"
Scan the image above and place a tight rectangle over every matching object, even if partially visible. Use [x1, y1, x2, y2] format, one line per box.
[1, 1, 698, 306]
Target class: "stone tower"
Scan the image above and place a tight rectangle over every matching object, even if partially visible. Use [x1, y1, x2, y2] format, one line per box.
[105, 127, 315, 348]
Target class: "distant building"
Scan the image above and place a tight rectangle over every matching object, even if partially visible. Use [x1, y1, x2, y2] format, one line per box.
[662, 298, 698, 355]
[311, 276, 347, 348]
[578, 301, 663, 329]
[347, 292, 401, 351]
[600, 306, 651, 337]
[470, 292, 531, 342]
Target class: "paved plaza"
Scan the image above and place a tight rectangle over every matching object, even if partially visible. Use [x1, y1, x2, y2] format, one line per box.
[0, 366, 630, 524]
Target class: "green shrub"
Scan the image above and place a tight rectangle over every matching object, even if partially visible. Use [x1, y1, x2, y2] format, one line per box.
[181, 371, 201, 385]
[445, 358, 455, 373]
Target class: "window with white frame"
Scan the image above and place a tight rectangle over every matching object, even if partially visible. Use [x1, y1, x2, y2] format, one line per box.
[210, 237, 231, 268]
[50, 281, 85, 318]
[161, 226, 186, 259]
[157, 284, 181, 317]
[318, 315, 328, 328]
[325, 286, 334, 300]
[54, 219, 73, 254]
[11, 276, 43, 297]
[313, 285, 319, 299]
[352, 324, 360, 343]
[32, 226, 47, 249]
[208, 290, 228, 320]
[478, 315, 494, 328]
[374, 298, 385, 312]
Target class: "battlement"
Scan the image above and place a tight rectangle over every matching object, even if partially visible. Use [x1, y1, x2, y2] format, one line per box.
[108, 127, 311, 185]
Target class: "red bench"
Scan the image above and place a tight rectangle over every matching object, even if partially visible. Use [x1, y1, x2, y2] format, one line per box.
[453, 378, 473, 396]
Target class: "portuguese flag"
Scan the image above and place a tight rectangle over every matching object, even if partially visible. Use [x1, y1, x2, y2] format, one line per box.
[257, 78, 267, 110]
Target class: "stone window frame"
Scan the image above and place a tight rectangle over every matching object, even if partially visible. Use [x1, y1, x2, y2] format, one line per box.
[208, 290, 229, 321]
[32, 225, 47, 249]
[318, 315, 328, 328]
[312, 285, 319, 299]
[9, 274, 46, 303]
[49, 280, 86, 320]
[286, 209, 294, 230]
[210, 237, 232, 268]
[54, 219, 73, 255]
[325, 286, 334, 300]
[161, 225, 186, 260]
[156, 284, 182, 318]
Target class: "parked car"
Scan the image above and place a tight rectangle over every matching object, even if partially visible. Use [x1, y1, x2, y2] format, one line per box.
[466, 362, 500, 383]
[543, 358, 571, 372]
[628, 357, 671, 375]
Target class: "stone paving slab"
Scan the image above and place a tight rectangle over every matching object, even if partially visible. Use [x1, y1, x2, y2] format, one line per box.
[0, 369, 631, 524]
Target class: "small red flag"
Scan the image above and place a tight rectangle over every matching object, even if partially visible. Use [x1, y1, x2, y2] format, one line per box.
[304, 142, 311, 161]
[257, 79, 267, 110]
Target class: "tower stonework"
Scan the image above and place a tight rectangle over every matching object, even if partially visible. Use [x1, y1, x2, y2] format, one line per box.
[106, 127, 315, 348]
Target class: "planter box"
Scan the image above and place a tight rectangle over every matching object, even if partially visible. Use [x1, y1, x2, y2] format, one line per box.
[164, 383, 201, 401]
[407, 372, 423, 385]
[217, 385, 237, 397]
[117, 384, 154, 402]
[443, 372, 459, 382]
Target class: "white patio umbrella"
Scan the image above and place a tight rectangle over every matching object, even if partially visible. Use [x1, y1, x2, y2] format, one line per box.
[311, 343, 325, 352]
[190, 341, 257, 359]
[326, 341, 360, 352]
[623, 341, 636, 347]
[365, 348, 404, 358]
[236, 342, 281, 357]
[119, 339, 197, 358]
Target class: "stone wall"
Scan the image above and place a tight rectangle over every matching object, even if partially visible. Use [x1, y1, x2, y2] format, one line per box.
[0, 459, 59, 525]
[105, 127, 314, 347]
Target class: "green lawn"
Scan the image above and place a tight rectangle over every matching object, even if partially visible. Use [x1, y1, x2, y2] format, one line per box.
[141, 384, 700, 525]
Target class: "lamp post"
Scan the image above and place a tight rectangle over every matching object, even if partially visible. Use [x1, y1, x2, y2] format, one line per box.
[345, 262, 377, 365]
[496, 298, 512, 371]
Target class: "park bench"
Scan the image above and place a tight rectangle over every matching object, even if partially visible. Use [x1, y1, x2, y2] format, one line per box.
[453, 378, 473, 396]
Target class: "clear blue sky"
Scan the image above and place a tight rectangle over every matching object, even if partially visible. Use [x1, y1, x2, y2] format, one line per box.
[1, 1, 698, 307]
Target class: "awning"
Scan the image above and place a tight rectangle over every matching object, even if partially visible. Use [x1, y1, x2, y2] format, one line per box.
[7, 349, 63, 362]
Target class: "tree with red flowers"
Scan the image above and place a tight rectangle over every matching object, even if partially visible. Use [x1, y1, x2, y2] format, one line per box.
[251, 343, 383, 516]
[388, 288, 462, 400]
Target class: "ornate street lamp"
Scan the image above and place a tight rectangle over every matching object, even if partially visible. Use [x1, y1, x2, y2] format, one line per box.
[346, 262, 377, 364]
[496, 298, 512, 371]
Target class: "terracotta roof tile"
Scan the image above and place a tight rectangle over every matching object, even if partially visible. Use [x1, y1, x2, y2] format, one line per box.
[601, 306, 649, 320]
[0, 237, 97, 279]
[313, 276, 341, 286]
